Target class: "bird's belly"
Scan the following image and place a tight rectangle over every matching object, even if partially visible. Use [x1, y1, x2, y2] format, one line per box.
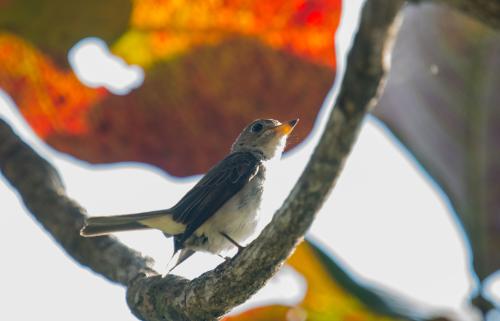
[189, 176, 264, 254]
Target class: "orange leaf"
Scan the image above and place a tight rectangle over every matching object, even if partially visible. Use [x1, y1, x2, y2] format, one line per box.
[0, 33, 106, 137]
[223, 305, 290, 321]
[1, 1, 340, 176]
[118, 0, 341, 68]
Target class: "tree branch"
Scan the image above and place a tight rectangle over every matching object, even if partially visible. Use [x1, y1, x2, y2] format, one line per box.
[0, 120, 157, 285]
[0, 0, 405, 320]
[410, 0, 500, 29]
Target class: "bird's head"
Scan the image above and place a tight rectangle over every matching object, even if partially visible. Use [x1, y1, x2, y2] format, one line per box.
[231, 118, 299, 160]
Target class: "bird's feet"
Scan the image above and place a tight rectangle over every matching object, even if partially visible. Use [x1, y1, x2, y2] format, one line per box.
[217, 254, 232, 261]
[220, 232, 246, 255]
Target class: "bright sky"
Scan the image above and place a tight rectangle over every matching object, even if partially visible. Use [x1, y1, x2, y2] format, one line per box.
[0, 1, 498, 321]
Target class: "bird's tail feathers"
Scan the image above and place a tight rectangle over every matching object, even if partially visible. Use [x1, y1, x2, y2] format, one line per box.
[79, 220, 148, 237]
[80, 209, 185, 237]
[164, 248, 196, 275]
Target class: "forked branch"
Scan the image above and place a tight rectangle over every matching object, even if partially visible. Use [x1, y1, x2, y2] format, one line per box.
[0, 0, 405, 320]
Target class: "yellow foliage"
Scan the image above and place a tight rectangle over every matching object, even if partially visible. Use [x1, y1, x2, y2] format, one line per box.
[225, 242, 403, 321]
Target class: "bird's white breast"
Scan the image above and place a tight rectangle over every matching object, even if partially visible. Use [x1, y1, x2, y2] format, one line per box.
[190, 165, 266, 254]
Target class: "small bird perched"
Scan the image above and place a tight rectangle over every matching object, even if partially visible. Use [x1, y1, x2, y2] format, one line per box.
[80, 118, 298, 270]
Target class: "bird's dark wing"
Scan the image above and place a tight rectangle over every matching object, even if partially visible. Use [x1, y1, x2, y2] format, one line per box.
[170, 152, 261, 245]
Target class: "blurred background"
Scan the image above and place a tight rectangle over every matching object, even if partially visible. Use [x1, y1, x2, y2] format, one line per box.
[0, 0, 499, 320]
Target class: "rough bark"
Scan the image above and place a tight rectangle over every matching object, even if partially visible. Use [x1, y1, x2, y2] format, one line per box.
[0, 0, 405, 320]
[127, 0, 406, 317]
[0, 119, 157, 285]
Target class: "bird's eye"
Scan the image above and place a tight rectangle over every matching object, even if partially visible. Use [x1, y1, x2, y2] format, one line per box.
[251, 123, 264, 133]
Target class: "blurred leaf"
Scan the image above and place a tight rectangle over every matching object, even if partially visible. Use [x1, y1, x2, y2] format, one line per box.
[224, 306, 292, 321]
[114, 0, 341, 68]
[47, 38, 333, 176]
[373, 4, 500, 280]
[0, 0, 131, 66]
[0, 0, 340, 176]
[225, 240, 411, 321]
[0, 33, 105, 136]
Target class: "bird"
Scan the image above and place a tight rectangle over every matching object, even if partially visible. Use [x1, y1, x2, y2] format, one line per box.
[80, 118, 298, 271]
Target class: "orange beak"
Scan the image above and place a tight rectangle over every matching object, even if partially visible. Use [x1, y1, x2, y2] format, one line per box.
[272, 119, 299, 136]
